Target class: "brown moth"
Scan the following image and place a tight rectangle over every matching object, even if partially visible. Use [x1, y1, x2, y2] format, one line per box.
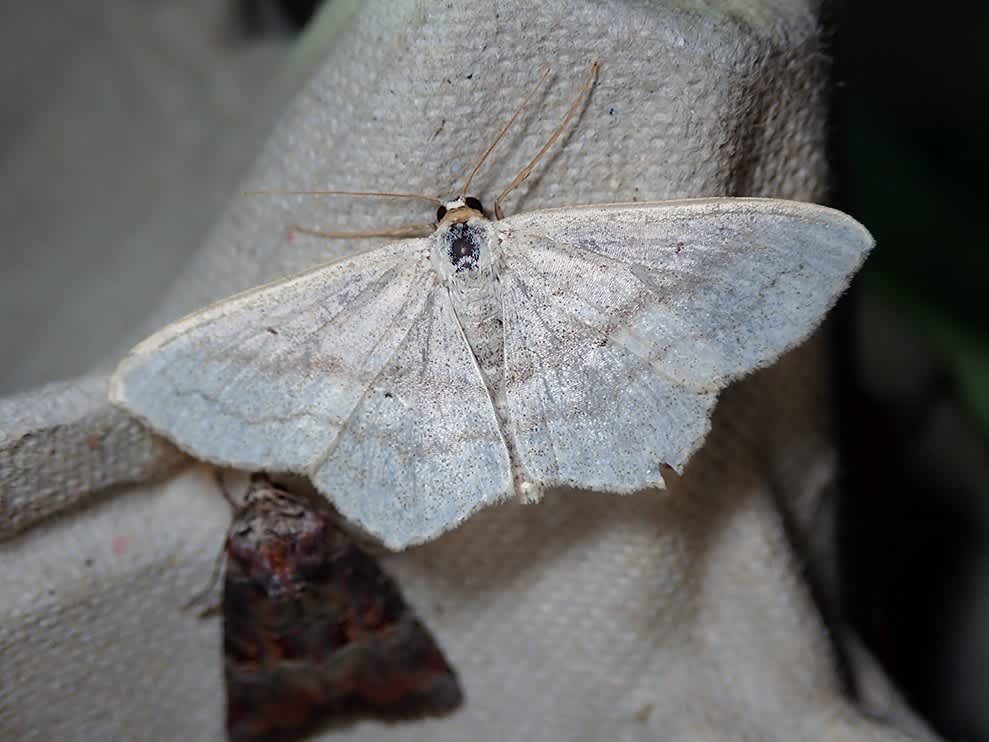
[221, 475, 462, 741]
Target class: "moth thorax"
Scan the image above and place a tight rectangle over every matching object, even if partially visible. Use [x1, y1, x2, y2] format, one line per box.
[440, 220, 503, 397]
[443, 222, 485, 273]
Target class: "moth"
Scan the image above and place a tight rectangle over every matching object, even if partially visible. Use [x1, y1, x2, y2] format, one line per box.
[110, 64, 874, 549]
[222, 474, 462, 741]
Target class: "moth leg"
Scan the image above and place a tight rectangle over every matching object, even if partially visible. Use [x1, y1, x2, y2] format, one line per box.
[659, 463, 682, 491]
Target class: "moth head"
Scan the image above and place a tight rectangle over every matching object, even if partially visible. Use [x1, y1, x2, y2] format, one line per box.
[436, 196, 485, 226]
[432, 196, 490, 275]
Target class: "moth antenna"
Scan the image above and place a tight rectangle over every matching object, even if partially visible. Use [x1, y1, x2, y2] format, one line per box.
[243, 189, 443, 206]
[294, 223, 436, 240]
[182, 568, 225, 618]
[181, 470, 239, 615]
[494, 61, 599, 219]
[460, 67, 551, 197]
[214, 469, 239, 509]
[182, 505, 236, 613]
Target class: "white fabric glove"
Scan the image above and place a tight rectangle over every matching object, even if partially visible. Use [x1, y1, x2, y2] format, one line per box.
[0, 1, 938, 739]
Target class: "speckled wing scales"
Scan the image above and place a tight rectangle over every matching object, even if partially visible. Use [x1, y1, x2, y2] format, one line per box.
[111, 197, 871, 548]
[111, 239, 437, 474]
[110, 237, 513, 549]
[498, 198, 873, 490]
[499, 254, 715, 495]
[313, 286, 513, 549]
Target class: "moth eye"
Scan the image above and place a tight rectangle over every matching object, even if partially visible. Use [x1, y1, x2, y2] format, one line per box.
[464, 196, 483, 212]
[436, 205, 447, 221]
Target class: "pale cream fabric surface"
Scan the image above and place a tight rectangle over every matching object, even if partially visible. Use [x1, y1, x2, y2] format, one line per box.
[0, 1, 939, 740]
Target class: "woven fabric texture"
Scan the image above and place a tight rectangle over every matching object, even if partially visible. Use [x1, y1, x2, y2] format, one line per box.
[0, 1, 937, 739]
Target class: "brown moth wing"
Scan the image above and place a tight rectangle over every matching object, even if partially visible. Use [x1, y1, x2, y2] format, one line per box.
[222, 476, 462, 741]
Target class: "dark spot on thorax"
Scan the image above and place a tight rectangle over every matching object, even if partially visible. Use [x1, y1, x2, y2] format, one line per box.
[444, 222, 482, 272]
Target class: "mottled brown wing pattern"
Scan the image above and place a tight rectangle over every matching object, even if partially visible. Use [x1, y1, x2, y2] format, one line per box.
[222, 476, 462, 741]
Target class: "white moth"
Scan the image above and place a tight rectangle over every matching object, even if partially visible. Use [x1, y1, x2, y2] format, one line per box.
[110, 65, 874, 550]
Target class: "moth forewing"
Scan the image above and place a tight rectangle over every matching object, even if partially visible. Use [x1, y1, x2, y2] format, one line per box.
[110, 237, 438, 477]
[497, 197, 874, 389]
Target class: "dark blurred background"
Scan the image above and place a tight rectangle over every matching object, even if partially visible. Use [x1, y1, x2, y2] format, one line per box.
[831, 2, 989, 740]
